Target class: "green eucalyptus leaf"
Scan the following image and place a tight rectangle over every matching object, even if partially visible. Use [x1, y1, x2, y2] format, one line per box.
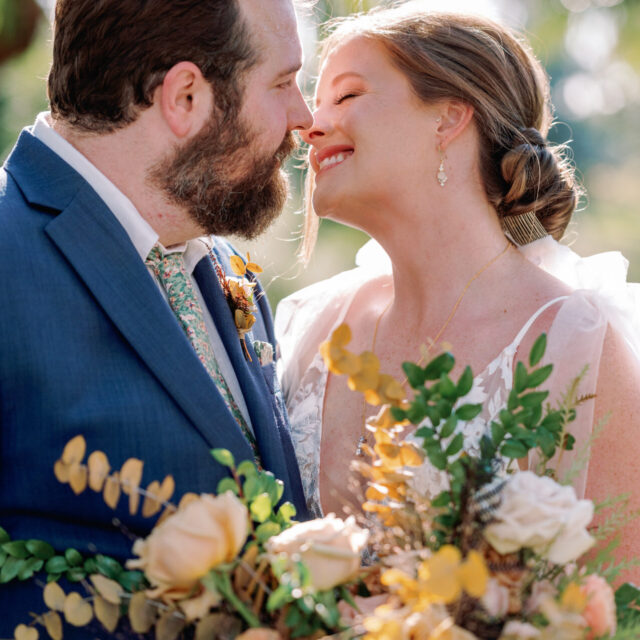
[435, 513, 457, 529]
[449, 460, 466, 484]
[277, 502, 296, 524]
[2, 540, 29, 559]
[507, 389, 519, 411]
[425, 405, 441, 426]
[435, 398, 452, 420]
[480, 434, 496, 459]
[456, 403, 482, 421]
[390, 406, 407, 422]
[250, 493, 272, 523]
[273, 479, 285, 505]
[501, 439, 529, 459]
[440, 415, 458, 439]
[427, 449, 447, 471]
[527, 364, 553, 388]
[438, 373, 456, 399]
[445, 432, 464, 458]
[0, 550, 7, 566]
[18, 556, 43, 580]
[499, 409, 515, 429]
[286, 605, 303, 627]
[65, 548, 83, 567]
[25, 539, 55, 560]
[66, 567, 86, 582]
[402, 362, 426, 388]
[424, 352, 455, 380]
[84, 557, 98, 574]
[529, 333, 547, 366]
[536, 428, 556, 458]
[0, 527, 9, 544]
[520, 391, 549, 408]
[118, 570, 146, 592]
[0, 556, 22, 582]
[406, 403, 427, 425]
[267, 584, 293, 612]
[615, 583, 640, 607]
[237, 460, 258, 478]
[456, 366, 474, 397]
[243, 475, 262, 501]
[491, 421, 506, 445]
[47, 572, 62, 583]
[514, 361, 528, 393]
[541, 411, 564, 433]
[414, 426, 435, 440]
[431, 491, 451, 508]
[255, 521, 281, 543]
[211, 448, 235, 469]
[96, 554, 123, 580]
[45, 555, 69, 574]
[217, 477, 240, 495]
[563, 433, 576, 451]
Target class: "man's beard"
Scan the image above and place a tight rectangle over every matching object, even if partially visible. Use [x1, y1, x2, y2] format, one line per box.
[149, 110, 296, 239]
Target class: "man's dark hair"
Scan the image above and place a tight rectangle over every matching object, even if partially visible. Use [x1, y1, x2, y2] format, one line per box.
[48, 0, 258, 133]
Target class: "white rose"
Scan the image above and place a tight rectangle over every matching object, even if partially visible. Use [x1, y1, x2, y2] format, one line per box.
[483, 471, 594, 564]
[266, 514, 368, 590]
[500, 621, 541, 639]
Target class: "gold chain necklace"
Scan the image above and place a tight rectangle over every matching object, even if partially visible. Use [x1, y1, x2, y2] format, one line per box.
[356, 241, 512, 455]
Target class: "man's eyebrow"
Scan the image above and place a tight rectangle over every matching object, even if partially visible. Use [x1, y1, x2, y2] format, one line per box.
[277, 62, 303, 78]
[315, 71, 366, 108]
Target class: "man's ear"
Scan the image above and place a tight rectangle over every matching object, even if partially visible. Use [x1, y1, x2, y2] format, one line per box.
[158, 61, 213, 139]
[435, 100, 475, 150]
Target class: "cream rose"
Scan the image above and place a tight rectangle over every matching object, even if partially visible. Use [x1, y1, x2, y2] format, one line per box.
[128, 491, 248, 591]
[266, 514, 369, 591]
[483, 472, 594, 564]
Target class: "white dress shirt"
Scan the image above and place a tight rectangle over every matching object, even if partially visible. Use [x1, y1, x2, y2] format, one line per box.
[32, 112, 252, 429]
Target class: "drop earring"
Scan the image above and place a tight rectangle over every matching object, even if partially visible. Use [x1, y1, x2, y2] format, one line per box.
[436, 145, 448, 187]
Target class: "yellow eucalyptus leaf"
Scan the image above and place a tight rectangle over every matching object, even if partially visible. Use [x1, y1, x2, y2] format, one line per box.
[419, 546, 463, 604]
[363, 388, 383, 406]
[42, 611, 63, 640]
[87, 451, 110, 492]
[336, 351, 361, 376]
[129, 488, 141, 516]
[142, 480, 162, 518]
[367, 405, 396, 430]
[129, 592, 157, 633]
[561, 582, 587, 613]
[68, 463, 88, 495]
[63, 592, 93, 627]
[365, 484, 388, 501]
[103, 472, 121, 509]
[379, 374, 405, 402]
[93, 596, 120, 632]
[331, 323, 352, 347]
[53, 460, 70, 484]
[159, 475, 176, 503]
[229, 255, 246, 276]
[43, 581, 66, 612]
[90, 574, 121, 605]
[120, 458, 143, 496]
[155, 610, 186, 640]
[61, 435, 86, 465]
[457, 551, 488, 599]
[178, 492, 199, 510]
[399, 444, 424, 467]
[245, 262, 263, 274]
[13, 624, 38, 640]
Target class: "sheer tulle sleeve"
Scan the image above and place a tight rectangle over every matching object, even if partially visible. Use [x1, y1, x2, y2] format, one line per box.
[275, 266, 377, 406]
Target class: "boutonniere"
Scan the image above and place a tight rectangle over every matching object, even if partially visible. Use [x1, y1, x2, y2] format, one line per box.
[210, 250, 263, 361]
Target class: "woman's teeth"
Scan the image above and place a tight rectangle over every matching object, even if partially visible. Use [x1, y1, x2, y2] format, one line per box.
[319, 152, 350, 170]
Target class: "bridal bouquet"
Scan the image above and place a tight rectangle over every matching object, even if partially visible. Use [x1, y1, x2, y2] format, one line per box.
[5, 439, 368, 640]
[320, 324, 640, 640]
[6, 327, 640, 640]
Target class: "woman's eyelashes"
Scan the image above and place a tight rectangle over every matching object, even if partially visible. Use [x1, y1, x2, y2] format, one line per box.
[334, 91, 361, 105]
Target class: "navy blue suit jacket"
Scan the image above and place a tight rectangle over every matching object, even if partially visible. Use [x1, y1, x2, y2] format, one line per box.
[0, 129, 307, 633]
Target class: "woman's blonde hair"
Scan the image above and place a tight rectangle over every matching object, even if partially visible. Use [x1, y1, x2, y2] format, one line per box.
[300, 6, 580, 263]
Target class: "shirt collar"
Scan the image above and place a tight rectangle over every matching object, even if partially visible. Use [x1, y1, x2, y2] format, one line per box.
[32, 112, 210, 275]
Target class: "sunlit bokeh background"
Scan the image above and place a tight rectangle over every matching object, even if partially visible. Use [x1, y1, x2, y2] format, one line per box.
[1, 0, 638, 309]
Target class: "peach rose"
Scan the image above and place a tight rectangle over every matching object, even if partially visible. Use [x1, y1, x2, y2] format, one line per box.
[128, 492, 248, 592]
[266, 514, 368, 591]
[581, 575, 616, 639]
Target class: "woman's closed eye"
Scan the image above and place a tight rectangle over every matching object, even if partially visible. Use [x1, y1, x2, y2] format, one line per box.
[334, 91, 361, 105]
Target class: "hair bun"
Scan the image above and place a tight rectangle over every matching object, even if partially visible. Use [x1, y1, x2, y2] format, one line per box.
[498, 128, 580, 240]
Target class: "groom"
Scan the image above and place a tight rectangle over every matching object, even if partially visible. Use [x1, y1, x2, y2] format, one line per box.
[0, 0, 312, 627]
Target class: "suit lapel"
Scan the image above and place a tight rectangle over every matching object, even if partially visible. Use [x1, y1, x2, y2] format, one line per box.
[193, 257, 292, 476]
[6, 131, 253, 459]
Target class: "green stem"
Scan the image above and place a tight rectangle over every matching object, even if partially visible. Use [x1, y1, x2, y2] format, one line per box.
[214, 571, 262, 628]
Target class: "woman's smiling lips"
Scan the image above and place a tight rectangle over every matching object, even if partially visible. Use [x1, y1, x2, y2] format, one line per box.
[312, 145, 354, 174]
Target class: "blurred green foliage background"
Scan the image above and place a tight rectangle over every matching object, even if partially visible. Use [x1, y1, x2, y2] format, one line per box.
[1, 0, 638, 309]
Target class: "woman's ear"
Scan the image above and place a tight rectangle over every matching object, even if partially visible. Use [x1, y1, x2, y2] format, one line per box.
[157, 61, 213, 139]
[435, 101, 475, 150]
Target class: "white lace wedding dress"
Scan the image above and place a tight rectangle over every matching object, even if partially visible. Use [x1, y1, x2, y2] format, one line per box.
[275, 237, 640, 517]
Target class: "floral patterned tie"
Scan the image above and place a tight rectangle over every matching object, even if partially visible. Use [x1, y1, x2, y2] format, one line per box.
[145, 244, 260, 465]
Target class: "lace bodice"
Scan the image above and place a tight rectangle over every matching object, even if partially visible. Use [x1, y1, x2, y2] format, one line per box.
[275, 237, 640, 517]
[279, 294, 565, 517]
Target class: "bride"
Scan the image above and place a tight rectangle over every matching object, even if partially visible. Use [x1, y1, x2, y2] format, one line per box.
[275, 7, 640, 571]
